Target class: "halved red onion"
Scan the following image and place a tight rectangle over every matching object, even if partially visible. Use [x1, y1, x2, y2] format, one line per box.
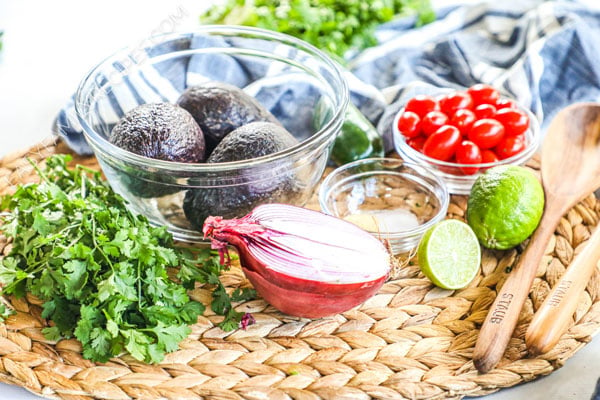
[203, 204, 391, 318]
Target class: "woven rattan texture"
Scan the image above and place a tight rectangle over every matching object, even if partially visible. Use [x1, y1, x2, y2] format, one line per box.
[0, 138, 599, 400]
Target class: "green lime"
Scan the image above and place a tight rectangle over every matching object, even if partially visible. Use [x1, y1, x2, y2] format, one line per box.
[417, 219, 481, 290]
[466, 165, 544, 250]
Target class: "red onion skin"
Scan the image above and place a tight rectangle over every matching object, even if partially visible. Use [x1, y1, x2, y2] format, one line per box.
[243, 265, 386, 318]
[205, 219, 388, 318]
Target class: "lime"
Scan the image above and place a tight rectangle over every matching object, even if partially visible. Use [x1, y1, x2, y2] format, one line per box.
[417, 219, 481, 289]
[466, 165, 544, 250]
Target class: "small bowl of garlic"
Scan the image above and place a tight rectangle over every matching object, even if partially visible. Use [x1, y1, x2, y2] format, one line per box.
[319, 158, 449, 254]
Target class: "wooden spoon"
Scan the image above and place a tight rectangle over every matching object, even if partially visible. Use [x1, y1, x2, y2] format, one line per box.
[473, 103, 600, 374]
[525, 225, 600, 355]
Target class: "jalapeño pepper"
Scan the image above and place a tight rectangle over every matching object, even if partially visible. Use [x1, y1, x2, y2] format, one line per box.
[314, 98, 384, 166]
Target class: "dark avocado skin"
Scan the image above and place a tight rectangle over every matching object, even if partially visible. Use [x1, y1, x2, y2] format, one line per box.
[110, 102, 205, 162]
[207, 121, 298, 162]
[183, 122, 301, 230]
[176, 82, 279, 153]
[109, 103, 205, 198]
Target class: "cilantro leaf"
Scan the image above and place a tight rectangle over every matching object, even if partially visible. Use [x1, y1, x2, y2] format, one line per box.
[42, 326, 62, 341]
[0, 155, 254, 363]
[150, 321, 190, 353]
[0, 303, 13, 321]
[211, 284, 233, 316]
[219, 308, 245, 332]
[231, 288, 257, 302]
[123, 329, 151, 362]
[62, 260, 89, 300]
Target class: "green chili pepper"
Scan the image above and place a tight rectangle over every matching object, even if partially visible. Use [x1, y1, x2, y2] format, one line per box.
[314, 98, 384, 166]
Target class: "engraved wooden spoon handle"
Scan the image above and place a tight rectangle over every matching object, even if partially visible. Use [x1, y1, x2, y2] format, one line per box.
[473, 207, 561, 374]
[526, 226, 600, 355]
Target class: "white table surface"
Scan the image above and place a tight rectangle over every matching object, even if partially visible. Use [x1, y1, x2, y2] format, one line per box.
[0, 1, 598, 399]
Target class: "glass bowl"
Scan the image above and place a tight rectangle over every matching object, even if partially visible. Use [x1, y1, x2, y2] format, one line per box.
[392, 101, 541, 195]
[319, 158, 449, 255]
[75, 26, 348, 242]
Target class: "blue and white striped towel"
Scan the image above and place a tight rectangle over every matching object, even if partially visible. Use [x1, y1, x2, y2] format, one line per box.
[55, 0, 600, 155]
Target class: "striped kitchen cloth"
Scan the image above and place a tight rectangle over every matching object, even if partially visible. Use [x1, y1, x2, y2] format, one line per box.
[55, 0, 600, 155]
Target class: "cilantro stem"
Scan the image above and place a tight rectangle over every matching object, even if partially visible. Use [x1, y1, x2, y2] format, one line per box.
[89, 216, 114, 271]
[137, 259, 142, 312]
[59, 233, 84, 252]
[27, 157, 50, 184]
[51, 223, 81, 242]
[80, 170, 87, 199]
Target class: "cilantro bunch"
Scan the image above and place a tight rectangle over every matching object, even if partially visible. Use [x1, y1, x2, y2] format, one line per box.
[0, 155, 253, 363]
[201, 0, 435, 59]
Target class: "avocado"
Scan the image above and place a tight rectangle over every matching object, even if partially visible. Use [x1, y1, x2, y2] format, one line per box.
[207, 121, 298, 163]
[110, 102, 205, 162]
[109, 102, 205, 197]
[183, 122, 300, 230]
[176, 82, 279, 153]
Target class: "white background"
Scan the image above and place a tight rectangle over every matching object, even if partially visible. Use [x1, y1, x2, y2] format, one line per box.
[0, 1, 598, 399]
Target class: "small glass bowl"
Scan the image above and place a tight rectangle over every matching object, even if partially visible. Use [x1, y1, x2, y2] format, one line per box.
[392, 102, 541, 195]
[319, 158, 449, 255]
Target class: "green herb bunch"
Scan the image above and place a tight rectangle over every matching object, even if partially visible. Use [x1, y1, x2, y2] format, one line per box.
[201, 0, 435, 59]
[0, 155, 254, 363]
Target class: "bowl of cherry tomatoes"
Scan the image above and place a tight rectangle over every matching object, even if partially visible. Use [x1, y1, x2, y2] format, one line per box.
[392, 84, 541, 195]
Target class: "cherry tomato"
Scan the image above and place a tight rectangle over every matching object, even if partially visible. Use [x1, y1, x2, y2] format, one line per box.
[421, 111, 448, 136]
[481, 149, 499, 164]
[496, 134, 526, 159]
[468, 119, 505, 149]
[450, 109, 476, 135]
[467, 84, 500, 106]
[407, 136, 426, 152]
[439, 92, 473, 115]
[495, 98, 517, 110]
[397, 111, 421, 138]
[423, 125, 461, 161]
[495, 108, 530, 136]
[405, 95, 439, 117]
[474, 103, 497, 120]
[455, 140, 482, 175]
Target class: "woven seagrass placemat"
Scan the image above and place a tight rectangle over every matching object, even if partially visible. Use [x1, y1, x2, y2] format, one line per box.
[0, 137, 599, 400]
